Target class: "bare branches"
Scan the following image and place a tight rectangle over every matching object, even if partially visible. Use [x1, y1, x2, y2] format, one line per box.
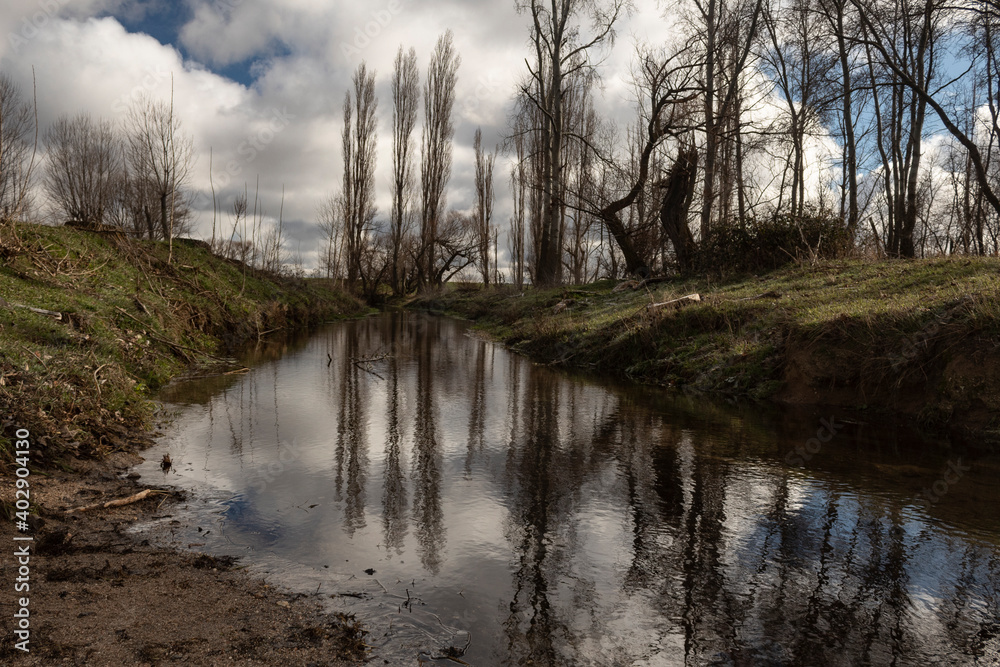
[44, 114, 122, 227]
[341, 62, 379, 290]
[419, 31, 461, 288]
[473, 127, 497, 286]
[390, 46, 419, 294]
[122, 92, 194, 242]
[517, 0, 628, 285]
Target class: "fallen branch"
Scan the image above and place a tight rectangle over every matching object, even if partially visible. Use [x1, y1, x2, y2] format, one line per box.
[112, 307, 238, 365]
[64, 489, 168, 514]
[11, 303, 63, 320]
[16, 343, 49, 371]
[646, 293, 701, 311]
[350, 353, 390, 381]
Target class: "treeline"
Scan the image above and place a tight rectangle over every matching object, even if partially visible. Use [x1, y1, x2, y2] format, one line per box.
[0, 71, 296, 274]
[510, 0, 1000, 285]
[327, 0, 1000, 293]
[4, 0, 999, 292]
[317, 31, 500, 299]
[0, 73, 195, 244]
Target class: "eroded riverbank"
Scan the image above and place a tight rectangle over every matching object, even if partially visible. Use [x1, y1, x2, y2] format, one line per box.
[412, 259, 1000, 442]
[1, 224, 369, 664]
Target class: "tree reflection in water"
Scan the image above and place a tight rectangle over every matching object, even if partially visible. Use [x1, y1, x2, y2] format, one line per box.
[153, 313, 1000, 666]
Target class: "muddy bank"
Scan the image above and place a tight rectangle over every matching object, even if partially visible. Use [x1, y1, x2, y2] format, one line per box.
[0, 455, 368, 665]
[1, 223, 371, 664]
[411, 258, 1000, 441]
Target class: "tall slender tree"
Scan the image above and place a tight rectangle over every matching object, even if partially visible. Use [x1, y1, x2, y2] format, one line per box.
[340, 62, 379, 287]
[419, 31, 461, 287]
[390, 46, 419, 294]
[518, 0, 626, 285]
[473, 127, 497, 286]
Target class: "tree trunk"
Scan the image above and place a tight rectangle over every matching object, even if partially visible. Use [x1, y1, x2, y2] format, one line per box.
[659, 147, 699, 273]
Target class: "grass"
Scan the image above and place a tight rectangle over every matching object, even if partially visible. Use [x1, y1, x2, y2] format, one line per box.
[0, 222, 366, 469]
[412, 257, 1000, 437]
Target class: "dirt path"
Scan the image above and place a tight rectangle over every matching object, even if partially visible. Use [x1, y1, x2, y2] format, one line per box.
[0, 454, 367, 666]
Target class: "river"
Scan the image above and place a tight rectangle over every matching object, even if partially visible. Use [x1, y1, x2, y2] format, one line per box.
[133, 312, 1000, 666]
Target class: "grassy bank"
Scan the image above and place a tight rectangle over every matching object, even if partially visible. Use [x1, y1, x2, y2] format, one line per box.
[0, 222, 366, 468]
[413, 258, 1000, 439]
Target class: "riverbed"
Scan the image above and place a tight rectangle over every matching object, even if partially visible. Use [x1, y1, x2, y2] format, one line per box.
[134, 312, 1000, 665]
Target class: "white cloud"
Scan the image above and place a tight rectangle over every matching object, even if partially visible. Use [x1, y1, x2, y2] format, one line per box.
[0, 0, 698, 270]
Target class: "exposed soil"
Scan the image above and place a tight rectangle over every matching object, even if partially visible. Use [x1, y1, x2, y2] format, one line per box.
[0, 453, 368, 666]
[779, 332, 1000, 437]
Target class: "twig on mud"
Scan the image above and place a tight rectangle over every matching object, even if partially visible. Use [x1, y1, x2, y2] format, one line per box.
[64, 488, 169, 514]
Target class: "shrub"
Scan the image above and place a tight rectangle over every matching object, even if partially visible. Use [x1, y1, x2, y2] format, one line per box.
[696, 208, 852, 275]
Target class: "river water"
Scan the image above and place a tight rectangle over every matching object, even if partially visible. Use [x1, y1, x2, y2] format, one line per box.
[134, 312, 1000, 666]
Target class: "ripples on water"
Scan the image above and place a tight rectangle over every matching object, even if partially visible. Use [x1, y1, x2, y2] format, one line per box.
[136, 312, 1000, 666]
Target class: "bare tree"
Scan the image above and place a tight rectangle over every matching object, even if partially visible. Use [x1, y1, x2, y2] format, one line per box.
[0, 73, 35, 223]
[44, 113, 123, 227]
[340, 62, 379, 290]
[518, 0, 626, 285]
[593, 45, 701, 276]
[317, 193, 345, 281]
[420, 31, 461, 288]
[473, 127, 497, 286]
[761, 0, 836, 218]
[685, 0, 765, 237]
[816, 0, 863, 238]
[122, 91, 193, 243]
[849, 0, 1000, 252]
[431, 209, 476, 284]
[508, 116, 529, 289]
[391, 46, 420, 294]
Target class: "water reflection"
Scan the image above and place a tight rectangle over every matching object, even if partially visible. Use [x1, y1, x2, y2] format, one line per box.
[146, 312, 1000, 666]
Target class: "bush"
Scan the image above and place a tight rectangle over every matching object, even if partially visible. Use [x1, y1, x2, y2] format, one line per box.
[696, 208, 852, 275]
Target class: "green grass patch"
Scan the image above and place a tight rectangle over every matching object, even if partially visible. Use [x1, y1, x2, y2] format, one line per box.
[0, 223, 366, 469]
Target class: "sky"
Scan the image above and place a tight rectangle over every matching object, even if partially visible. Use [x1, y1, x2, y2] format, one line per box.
[0, 0, 674, 270]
